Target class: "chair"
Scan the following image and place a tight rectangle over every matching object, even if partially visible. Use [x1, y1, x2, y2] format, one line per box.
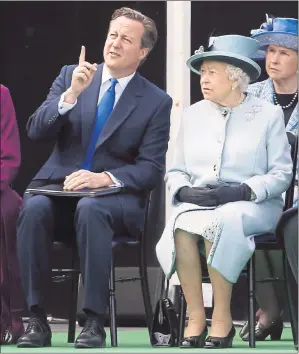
[246, 132, 298, 348]
[108, 192, 154, 347]
[51, 186, 160, 346]
[51, 241, 80, 343]
[177, 132, 298, 347]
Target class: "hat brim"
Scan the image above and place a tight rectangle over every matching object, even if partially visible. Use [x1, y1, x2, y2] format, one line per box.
[186, 51, 261, 82]
[251, 32, 298, 59]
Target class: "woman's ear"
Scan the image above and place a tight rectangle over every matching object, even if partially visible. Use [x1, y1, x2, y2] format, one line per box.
[232, 82, 238, 91]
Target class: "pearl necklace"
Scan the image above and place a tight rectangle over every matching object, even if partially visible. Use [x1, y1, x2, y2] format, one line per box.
[273, 90, 298, 109]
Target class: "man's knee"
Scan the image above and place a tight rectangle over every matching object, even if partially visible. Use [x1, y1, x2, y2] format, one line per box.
[75, 197, 107, 219]
[18, 194, 54, 223]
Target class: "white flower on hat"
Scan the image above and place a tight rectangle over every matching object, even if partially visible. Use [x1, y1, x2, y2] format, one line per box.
[194, 46, 204, 55]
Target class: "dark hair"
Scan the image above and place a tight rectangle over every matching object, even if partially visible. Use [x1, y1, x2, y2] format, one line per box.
[111, 7, 158, 58]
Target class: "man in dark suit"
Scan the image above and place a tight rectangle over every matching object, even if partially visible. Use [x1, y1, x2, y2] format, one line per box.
[16, 7, 172, 349]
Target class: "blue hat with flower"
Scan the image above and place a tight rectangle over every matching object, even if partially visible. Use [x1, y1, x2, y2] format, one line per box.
[187, 35, 261, 82]
[251, 15, 298, 59]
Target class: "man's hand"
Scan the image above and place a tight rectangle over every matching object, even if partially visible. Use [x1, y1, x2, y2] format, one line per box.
[63, 170, 113, 191]
[64, 46, 98, 103]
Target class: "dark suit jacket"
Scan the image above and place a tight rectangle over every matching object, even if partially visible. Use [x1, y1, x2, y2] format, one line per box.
[26, 63, 172, 237]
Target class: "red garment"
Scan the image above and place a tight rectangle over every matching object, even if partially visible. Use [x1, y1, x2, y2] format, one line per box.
[0, 84, 24, 342]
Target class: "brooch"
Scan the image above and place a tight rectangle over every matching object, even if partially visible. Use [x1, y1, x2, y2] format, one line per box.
[245, 104, 262, 122]
[194, 37, 216, 55]
[194, 45, 204, 55]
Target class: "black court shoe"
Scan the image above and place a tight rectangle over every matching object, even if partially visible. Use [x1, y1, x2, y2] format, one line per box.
[180, 326, 208, 348]
[240, 318, 283, 341]
[204, 326, 236, 349]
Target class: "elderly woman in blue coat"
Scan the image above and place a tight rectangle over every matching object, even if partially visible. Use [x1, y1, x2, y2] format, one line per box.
[239, 16, 298, 342]
[156, 34, 293, 349]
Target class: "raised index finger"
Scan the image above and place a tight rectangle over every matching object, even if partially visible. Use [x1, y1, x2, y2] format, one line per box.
[79, 46, 86, 65]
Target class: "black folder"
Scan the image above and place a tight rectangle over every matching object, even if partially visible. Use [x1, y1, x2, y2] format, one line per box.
[25, 183, 123, 198]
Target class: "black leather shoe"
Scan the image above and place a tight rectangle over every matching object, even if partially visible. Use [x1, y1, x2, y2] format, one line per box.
[240, 318, 283, 341]
[75, 317, 106, 348]
[180, 326, 208, 348]
[17, 317, 51, 348]
[204, 326, 236, 349]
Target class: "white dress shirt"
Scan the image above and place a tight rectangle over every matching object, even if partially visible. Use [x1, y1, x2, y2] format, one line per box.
[58, 64, 136, 185]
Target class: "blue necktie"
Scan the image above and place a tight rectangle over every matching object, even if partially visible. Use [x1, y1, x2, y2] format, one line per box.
[81, 78, 118, 170]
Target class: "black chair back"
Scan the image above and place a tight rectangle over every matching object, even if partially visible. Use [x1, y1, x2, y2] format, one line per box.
[284, 131, 298, 211]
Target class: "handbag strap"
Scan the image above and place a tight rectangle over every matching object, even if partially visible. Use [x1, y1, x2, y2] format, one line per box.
[158, 277, 170, 325]
[164, 279, 170, 298]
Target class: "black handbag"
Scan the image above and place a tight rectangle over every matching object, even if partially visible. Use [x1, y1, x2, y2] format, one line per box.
[150, 279, 179, 347]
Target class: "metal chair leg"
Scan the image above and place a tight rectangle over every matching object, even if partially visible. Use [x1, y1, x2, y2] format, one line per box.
[68, 272, 79, 343]
[179, 286, 187, 344]
[139, 259, 153, 334]
[109, 256, 118, 347]
[247, 255, 256, 348]
[283, 251, 298, 345]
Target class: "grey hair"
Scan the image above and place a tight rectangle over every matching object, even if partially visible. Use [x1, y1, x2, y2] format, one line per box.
[225, 64, 250, 92]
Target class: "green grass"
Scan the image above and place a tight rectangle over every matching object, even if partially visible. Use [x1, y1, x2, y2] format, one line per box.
[1, 328, 296, 353]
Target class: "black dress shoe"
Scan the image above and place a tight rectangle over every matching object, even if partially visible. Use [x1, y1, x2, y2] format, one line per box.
[75, 317, 106, 348]
[17, 317, 51, 348]
[180, 326, 208, 348]
[240, 318, 283, 341]
[204, 326, 236, 349]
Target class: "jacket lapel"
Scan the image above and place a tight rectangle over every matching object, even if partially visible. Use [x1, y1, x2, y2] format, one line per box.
[261, 78, 275, 104]
[286, 102, 299, 133]
[81, 64, 103, 152]
[95, 72, 143, 148]
[252, 78, 298, 133]
[265, 78, 298, 133]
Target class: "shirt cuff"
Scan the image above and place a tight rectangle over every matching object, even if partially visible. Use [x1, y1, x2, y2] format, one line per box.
[58, 92, 77, 115]
[243, 178, 267, 203]
[104, 172, 123, 187]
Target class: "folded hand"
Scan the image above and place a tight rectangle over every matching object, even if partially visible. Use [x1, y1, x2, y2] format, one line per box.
[63, 170, 113, 191]
[177, 184, 251, 207]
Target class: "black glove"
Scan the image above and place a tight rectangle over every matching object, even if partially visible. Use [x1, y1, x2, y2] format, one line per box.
[177, 186, 210, 205]
[177, 184, 252, 207]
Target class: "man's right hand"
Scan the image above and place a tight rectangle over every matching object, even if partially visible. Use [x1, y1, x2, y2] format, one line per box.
[64, 46, 98, 103]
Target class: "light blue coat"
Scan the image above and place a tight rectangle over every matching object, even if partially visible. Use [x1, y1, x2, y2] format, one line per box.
[156, 94, 293, 283]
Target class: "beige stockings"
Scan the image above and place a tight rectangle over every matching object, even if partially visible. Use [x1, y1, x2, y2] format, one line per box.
[175, 228, 233, 337]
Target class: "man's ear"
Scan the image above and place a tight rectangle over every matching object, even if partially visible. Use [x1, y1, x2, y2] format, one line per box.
[139, 47, 149, 61]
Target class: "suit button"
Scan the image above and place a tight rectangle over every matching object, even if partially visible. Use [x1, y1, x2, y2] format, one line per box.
[213, 165, 217, 171]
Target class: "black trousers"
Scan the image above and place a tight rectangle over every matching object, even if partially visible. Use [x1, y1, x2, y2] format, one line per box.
[17, 191, 127, 315]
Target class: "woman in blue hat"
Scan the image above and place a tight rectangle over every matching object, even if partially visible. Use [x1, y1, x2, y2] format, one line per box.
[156, 34, 293, 349]
[240, 16, 298, 343]
[249, 16, 298, 147]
